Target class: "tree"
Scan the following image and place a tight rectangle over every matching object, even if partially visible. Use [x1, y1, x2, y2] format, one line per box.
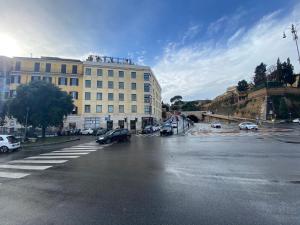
[279, 98, 289, 119]
[181, 101, 199, 111]
[254, 63, 267, 86]
[170, 95, 182, 104]
[0, 99, 6, 126]
[7, 81, 74, 138]
[282, 58, 295, 86]
[237, 80, 249, 92]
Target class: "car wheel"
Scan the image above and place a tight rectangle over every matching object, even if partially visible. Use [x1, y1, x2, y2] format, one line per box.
[0, 146, 9, 153]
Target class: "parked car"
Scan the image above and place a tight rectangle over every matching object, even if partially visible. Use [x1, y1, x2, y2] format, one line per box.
[239, 122, 258, 130]
[96, 129, 131, 144]
[152, 124, 161, 131]
[81, 128, 94, 135]
[0, 135, 21, 153]
[171, 121, 178, 128]
[142, 125, 154, 134]
[292, 118, 300, 123]
[96, 128, 109, 136]
[160, 124, 173, 136]
[211, 122, 221, 128]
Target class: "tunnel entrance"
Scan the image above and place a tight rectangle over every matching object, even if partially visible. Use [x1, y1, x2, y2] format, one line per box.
[187, 115, 199, 123]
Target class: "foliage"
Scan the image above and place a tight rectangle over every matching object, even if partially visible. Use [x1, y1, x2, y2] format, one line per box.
[278, 98, 289, 119]
[253, 63, 267, 86]
[0, 99, 6, 126]
[237, 80, 249, 92]
[181, 101, 199, 111]
[161, 102, 170, 112]
[170, 95, 182, 103]
[282, 58, 295, 85]
[7, 81, 74, 137]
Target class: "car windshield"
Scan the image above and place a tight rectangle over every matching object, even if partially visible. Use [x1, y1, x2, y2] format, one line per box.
[105, 130, 115, 136]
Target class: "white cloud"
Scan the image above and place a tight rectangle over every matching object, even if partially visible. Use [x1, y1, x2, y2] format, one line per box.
[153, 4, 300, 102]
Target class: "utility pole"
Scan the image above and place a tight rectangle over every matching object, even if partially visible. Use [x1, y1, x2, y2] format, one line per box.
[283, 24, 300, 65]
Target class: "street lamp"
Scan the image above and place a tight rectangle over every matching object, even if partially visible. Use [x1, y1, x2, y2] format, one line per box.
[283, 23, 300, 65]
[24, 107, 29, 140]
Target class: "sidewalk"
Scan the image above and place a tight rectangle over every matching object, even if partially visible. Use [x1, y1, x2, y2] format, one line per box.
[22, 136, 80, 148]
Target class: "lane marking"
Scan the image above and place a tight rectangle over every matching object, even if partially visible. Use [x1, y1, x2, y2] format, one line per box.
[0, 164, 52, 170]
[41, 152, 89, 156]
[54, 150, 96, 152]
[66, 146, 98, 149]
[27, 156, 80, 159]
[0, 171, 30, 179]
[9, 160, 68, 164]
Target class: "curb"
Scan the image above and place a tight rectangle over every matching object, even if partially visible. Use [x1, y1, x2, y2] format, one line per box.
[22, 137, 81, 149]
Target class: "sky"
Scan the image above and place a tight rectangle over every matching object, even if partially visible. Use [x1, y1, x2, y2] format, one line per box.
[0, 0, 300, 102]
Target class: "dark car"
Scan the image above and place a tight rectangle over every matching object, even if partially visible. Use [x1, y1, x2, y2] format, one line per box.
[160, 124, 173, 136]
[96, 129, 131, 144]
[96, 128, 109, 136]
[142, 125, 154, 134]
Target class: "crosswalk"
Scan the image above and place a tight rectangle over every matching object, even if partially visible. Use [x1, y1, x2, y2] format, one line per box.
[0, 141, 102, 184]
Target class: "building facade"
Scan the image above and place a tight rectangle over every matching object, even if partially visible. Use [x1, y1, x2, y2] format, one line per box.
[0, 55, 162, 131]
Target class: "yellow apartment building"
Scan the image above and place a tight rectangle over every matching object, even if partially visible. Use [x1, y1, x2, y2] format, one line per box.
[0, 55, 162, 131]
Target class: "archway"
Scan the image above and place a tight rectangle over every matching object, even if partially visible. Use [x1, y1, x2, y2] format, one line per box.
[187, 114, 199, 123]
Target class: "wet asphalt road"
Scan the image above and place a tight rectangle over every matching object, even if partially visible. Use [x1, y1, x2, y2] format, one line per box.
[0, 126, 300, 225]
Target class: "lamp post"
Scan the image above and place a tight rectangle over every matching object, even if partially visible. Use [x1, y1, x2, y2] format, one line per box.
[283, 24, 300, 65]
[24, 107, 29, 141]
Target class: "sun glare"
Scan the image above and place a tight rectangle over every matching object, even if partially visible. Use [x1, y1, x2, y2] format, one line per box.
[0, 33, 21, 57]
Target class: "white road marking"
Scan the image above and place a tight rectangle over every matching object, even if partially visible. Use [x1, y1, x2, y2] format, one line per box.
[0, 171, 30, 179]
[66, 146, 98, 149]
[9, 160, 68, 164]
[54, 150, 96, 152]
[27, 156, 79, 159]
[41, 152, 89, 156]
[0, 165, 52, 170]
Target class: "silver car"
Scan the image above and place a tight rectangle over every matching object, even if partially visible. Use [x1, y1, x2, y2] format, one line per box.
[239, 122, 258, 130]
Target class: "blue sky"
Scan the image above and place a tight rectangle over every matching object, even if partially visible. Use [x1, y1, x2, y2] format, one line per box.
[0, 0, 300, 101]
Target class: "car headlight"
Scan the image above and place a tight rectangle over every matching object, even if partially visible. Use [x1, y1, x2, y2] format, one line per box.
[98, 137, 104, 140]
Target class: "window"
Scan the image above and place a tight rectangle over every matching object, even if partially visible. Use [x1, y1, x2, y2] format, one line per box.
[96, 92, 102, 100]
[144, 94, 151, 103]
[108, 81, 114, 89]
[131, 71, 136, 79]
[119, 71, 124, 78]
[108, 93, 114, 101]
[131, 105, 137, 113]
[85, 68, 91, 75]
[46, 63, 51, 73]
[131, 94, 137, 101]
[70, 78, 79, 86]
[15, 61, 21, 71]
[70, 91, 78, 100]
[119, 105, 124, 113]
[144, 73, 150, 81]
[108, 105, 114, 113]
[43, 77, 52, 83]
[31, 76, 40, 81]
[97, 80, 102, 88]
[72, 65, 77, 74]
[34, 62, 40, 72]
[144, 105, 151, 114]
[10, 76, 21, 84]
[85, 92, 91, 100]
[131, 83, 136, 90]
[84, 105, 91, 113]
[108, 70, 114, 77]
[119, 82, 124, 89]
[9, 90, 17, 98]
[96, 105, 102, 113]
[58, 77, 67, 85]
[144, 83, 151, 92]
[85, 80, 91, 88]
[119, 93, 124, 101]
[97, 69, 103, 76]
[61, 64, 66, 74]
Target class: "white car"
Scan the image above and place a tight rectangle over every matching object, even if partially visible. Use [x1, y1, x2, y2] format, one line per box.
[81, 128, 94, 135]
[239, 122, 258, 130]
[292, 118, 300, 123]
[152, 125, 161, 132]
[0, 135, 21, 153]
[211, 122, 221, 128]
